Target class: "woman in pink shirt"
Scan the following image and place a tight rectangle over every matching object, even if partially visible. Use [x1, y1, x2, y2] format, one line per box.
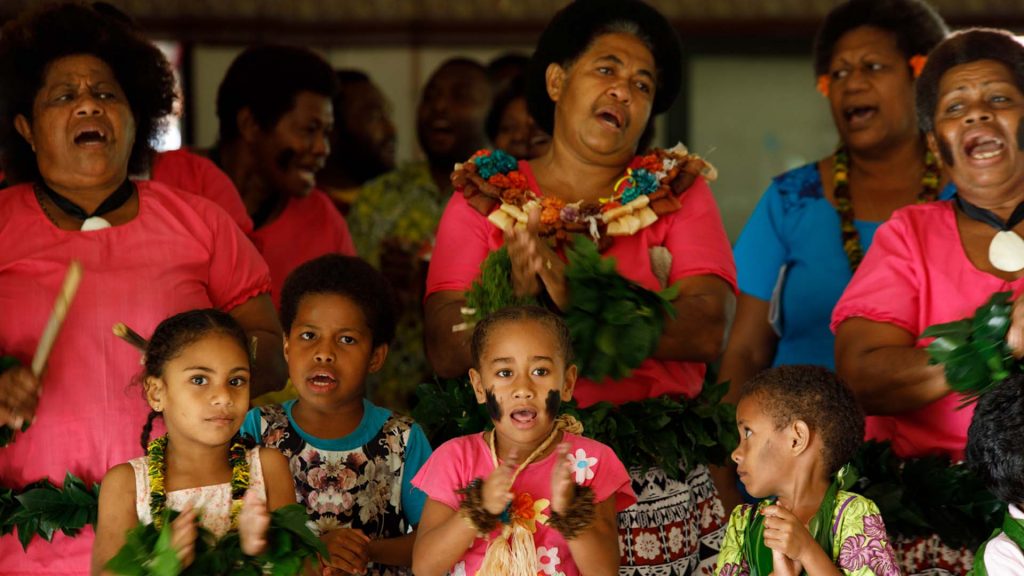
[423, 1, 736, 573]
[833, 29, 1024, 574]
[0, 5, 285, 574]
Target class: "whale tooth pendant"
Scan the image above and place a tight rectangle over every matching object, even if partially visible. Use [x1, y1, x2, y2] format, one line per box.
[989, 230, 1024, 272]
[80, 216, 112, 232]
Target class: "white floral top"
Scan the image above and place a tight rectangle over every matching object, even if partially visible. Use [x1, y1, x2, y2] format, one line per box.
[715, 491, 900, 576]
[129, 447, 265, 538]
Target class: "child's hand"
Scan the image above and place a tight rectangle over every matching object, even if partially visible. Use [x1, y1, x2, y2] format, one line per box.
[770, 549, 804, 576]
[761, 504, 815, 563]
[238, 489, 270, 556]
[321, 528, 370, 575]
[483, 449, 519, 515]
[550, 443, 575, 514]
[169, 503, 198, 568]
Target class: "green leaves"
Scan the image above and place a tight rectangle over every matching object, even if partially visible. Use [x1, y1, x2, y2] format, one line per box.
[0, 472, 100, 551]
[847, 440, 1002, 549]
[463, 247, 538, 326]
[564, 238, 678, 381]
[413, 375, 737, 478]
[922, 291, 1017, 405]
[106, 504, 326, 576]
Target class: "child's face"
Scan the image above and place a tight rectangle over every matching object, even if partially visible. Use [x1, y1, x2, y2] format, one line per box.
[284, 293, 386, 412]
[469, 319, 577, 451]
[145, 332, 250, 448]
[731, 395, 793, 499]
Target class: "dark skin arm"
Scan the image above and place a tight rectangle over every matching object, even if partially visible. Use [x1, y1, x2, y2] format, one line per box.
[228, 294, 286, 397]
[834, 317, 947, 414]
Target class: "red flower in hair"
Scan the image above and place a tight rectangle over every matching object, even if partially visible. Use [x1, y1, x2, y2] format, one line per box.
[909, 55, 927, 78]
[816, 74, 830, 97]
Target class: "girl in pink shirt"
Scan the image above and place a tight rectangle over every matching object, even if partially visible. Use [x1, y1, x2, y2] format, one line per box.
[412, 307, 635, 576]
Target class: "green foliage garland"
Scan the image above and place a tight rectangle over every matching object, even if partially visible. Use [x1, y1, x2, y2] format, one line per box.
[462, 247, 539, 326]
[922, 291, 1016, 405]
[847, 440, 1001, 549]
[0, 472, 99, 551]
[414, 377, 737, 479]
[106, 504, 327, 576]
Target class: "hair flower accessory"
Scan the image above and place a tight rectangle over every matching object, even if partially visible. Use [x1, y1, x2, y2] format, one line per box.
[909, 54, 927, 78]
[816, 74, 831, 97]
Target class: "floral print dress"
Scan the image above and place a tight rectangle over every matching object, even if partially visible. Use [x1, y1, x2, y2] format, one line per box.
[715, 491, 900, 576]
[243, 399, 432, 576]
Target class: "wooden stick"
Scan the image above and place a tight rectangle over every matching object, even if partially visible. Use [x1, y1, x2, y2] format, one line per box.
[31, 261, 83, 377]
[112, 322, 148, 352]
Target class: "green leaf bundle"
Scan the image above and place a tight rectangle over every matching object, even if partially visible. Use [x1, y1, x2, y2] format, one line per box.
[462, 246, 538, 326]
[106, 504, 327, 576]
[0, 472, 99, 551]
[846, 440, 1001, 549]
[413, 376, 736, 478]
[922, 291, 1016, 405]
[564, 238, 678, 381]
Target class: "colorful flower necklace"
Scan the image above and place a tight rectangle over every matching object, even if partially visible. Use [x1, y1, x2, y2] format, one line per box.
[147, 434, 250, 530]
[453, 145, 717, 243]
[833, 146, 940, 270]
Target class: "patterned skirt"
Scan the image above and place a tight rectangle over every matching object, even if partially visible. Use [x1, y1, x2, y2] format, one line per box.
[891, 534, 973, 575]
[617, 463, 726, 576]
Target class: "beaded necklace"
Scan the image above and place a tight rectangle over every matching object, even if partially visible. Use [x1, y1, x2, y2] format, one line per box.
[832, 146, 940, 270]
[146, 435, 250, 530]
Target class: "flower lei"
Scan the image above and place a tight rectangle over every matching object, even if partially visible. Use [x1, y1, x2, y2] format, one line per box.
[147, 435, 250, 530]
[452, 145, 717, 243]
[833, 146, 940, 270]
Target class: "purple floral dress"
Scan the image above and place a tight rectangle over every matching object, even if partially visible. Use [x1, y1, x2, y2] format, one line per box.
[715, 491, 900, 576]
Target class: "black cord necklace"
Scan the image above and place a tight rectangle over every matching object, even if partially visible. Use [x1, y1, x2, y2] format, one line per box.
[955, 194, 1024, 272]
[36, 178, 135, 231]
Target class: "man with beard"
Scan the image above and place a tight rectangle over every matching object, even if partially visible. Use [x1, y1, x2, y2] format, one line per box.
[349, 57, 492, 412]
[211, 45, 356, 309]
[318, 69, 397, 215]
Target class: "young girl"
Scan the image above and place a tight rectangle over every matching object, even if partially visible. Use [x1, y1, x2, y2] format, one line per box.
[241, 255, 433, 576]
[91, 309, 296, 575]
[412, 306, 636, 576]
[717, 365, 899, 576]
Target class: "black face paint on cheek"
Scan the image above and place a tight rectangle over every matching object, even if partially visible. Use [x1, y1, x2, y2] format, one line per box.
[275, 148, 297, 171]
[1016, 118, 1024, 152]
[485, 390, 503, 421]
[936, 134, 955, 167]
[545, 389, 561, 420]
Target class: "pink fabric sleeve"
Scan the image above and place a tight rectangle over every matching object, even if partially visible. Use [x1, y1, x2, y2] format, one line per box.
[192, 197, 272, 311]
[663, 178, 738, 291]
[411, 437, 473, 510]
[830, 213, 921, 336]
[580, 439, 637, 512]
[152, 149, 254, 234]
[425, 192, 495, 296]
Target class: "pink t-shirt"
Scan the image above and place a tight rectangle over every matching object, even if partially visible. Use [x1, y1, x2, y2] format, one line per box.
[425, 160, 737, 406]
[151, 148, 254, 234]
[411, 432, 635, 576]
[248, 189, 356, 308]
[0, 181, 271, 576]
[831, 200, 1024, 460]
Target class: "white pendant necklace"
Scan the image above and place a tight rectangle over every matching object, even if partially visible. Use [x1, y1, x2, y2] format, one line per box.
[36, 180, 134, 232]
[956, 195, 1024, 273]
[80, 216, 112, 231]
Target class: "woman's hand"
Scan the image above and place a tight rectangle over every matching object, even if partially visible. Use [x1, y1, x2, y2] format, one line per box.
[483, 449, 518, 515]
[0, 364, 41, 430]
[503, 208, 568, 309]
[549, 443, 575, 515]
[169, 503, 198, 568]
[238, 490, 271, 556]
[771, 549, 804, 576]
[1008, 294, 1024, 357]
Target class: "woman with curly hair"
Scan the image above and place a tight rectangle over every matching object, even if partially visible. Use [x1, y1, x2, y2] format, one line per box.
[424, 1, 736, 573]
[0, 4, 284, 573]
